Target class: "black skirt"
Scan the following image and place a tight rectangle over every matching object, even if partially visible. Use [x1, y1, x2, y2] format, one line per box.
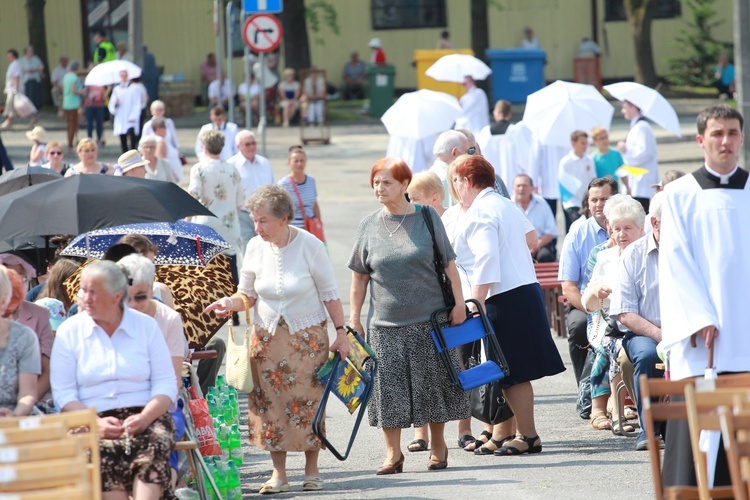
[485, 282, 566, 387]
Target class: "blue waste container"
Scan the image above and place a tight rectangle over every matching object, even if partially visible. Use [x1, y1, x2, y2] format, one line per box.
[485, 49, 546, 103]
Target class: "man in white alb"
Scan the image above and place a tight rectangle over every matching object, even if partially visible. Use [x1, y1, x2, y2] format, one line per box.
[227, 130, 275, 249]
[455, 76, 489, 138]
[659, 105, 750, 488]
[617, 100, 658, 212]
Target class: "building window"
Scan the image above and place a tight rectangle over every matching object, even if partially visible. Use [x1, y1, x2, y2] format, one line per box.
[604, 0, 682, 22]
[371, 0, 447, 30]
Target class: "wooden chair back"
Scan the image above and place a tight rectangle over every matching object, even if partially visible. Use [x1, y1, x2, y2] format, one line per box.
[685, 384, 750, 499]
[0, 409, 101, 499]
[719, 407, 750, 500]
[640, 375, 735, 500]
[0, 456, 89, 493]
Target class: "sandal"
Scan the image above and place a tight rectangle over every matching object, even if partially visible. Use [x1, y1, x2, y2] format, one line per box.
[302, 476, 323, 491]
[612, 420, 636, 436]
[623, 406, 638, 420]
[464, 430, 492, 452]
[494, 435, 542, 456]
[259, 478, 290, 495]
[591, 411, 612, 431]
[457, 434, 476, 449]
[474, 436, 513, 456]
[407, 439, 429, 452]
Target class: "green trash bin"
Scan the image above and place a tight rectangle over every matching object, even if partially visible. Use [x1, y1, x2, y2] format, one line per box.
[367, 64, 396, 118]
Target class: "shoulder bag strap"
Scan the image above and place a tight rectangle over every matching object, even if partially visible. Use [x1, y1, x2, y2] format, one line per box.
[421, 205, 443, 268]
[288, 175, 308, 223]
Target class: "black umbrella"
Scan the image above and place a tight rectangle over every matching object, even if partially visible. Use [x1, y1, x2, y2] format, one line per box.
[0, 166, 63, 196]
[0, 175, 216, 242]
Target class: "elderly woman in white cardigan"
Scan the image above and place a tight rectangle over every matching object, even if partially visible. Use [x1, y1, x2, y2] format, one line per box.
[206, 184, 349, 495]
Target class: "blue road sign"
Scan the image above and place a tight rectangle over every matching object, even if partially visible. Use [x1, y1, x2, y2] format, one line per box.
[243, 0, 283, 14]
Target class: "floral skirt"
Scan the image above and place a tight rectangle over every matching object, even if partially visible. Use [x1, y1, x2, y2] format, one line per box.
[98, 407, 175, 497]
[247, 317, 329, 452]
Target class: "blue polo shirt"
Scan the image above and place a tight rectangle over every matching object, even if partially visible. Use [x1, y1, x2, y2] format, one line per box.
[558, 215, 609, 290]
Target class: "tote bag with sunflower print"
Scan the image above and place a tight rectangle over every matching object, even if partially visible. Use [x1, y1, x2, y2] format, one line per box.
[316, 328, 377, 414]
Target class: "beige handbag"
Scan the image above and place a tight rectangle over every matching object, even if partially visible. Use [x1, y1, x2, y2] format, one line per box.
[226, 304, 255, 393]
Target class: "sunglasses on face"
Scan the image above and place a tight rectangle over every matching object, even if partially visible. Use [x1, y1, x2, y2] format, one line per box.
[467, 147, 476, 155]
[130, 293, 149, 302]
[49, 151, 63, 155]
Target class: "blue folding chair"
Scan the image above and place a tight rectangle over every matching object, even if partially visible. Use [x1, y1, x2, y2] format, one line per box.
[430, 299, 509, 391]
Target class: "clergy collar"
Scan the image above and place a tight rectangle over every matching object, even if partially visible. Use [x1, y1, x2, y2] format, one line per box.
[692, 165, 748, 190]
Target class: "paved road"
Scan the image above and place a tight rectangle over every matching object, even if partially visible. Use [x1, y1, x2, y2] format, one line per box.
[0, 107, 710, 498]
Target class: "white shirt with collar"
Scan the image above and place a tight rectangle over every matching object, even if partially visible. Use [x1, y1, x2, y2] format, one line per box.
[50, 306, 177, 413]
[195, 121, 239, 161]
[227, 151, 275, 208]
[515, 193, 558, 238]
[208, 79, 235, 104]
[558, 150, 596, 210]
[455, 187, 537, 298]
[623, 116, 658, 198]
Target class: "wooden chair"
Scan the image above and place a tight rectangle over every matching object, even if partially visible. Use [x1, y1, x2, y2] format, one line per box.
[719, 406, 750, 500]
[0, 409, 101, 499]
[0, 419, 93, 498]
[641, 373, 750, 500]
[685, 384, 750, 499]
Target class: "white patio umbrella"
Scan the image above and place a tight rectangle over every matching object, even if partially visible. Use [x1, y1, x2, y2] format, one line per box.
[522, 80, 614, 147]
[604, 81, 682, 137]
[425, 54, 492, 83]
[380, 89, 462, 140]
[84, 60, 142, 87]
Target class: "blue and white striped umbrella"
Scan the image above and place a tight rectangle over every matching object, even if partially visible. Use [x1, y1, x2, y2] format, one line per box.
[61, 220, 231, 266]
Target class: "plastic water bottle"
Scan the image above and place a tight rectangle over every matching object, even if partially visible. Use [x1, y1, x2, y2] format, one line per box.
[216, 374, 227, 392]
[204, 462, 218, 500]
[227, 393, 239, 426]
[218, 423, 230, 462]
[228, 424, 243, 465]
[227, 461, 242, 499]
[213, 461, 228, 500]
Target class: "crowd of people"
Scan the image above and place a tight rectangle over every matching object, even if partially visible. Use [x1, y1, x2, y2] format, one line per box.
[0, 35, 746, 496]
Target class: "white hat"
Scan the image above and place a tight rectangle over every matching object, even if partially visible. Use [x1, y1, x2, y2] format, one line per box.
[369, 38, 382, 49]
[25, 126, 47, 143]
[117, 150, 149, 174]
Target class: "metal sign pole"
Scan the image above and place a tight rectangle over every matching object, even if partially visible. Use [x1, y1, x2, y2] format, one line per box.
[226, 1, 234, 124]
[259, 52, 266, 156]
[214, 0, 222, 103]
[243, 12, 252, 130]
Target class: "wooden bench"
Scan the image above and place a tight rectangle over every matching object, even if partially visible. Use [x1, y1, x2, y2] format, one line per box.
[535, 262, 566, 337]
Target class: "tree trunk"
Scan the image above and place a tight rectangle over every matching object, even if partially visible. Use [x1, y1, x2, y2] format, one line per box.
[281, 0, 310, 71]
[623, 0, 660, 87]
[25, 0, 51, 106]
[470, 0, 491, 95]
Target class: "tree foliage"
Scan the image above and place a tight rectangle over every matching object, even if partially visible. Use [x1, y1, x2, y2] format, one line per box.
[666, 0, 727, 87]
[305, 0, 339, 46]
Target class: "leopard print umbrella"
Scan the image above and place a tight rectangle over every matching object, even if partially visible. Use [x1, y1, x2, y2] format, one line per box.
[63, 254, 236, 348]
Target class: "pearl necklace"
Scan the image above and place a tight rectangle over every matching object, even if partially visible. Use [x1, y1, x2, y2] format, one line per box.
[382, 207, 409, 237]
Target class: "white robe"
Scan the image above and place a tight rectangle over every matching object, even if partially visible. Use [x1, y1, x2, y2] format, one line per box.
[455, 86, 489, 138]
[108, 83, 142, 136]
[658, 167, 750, 380]
[385, 135, 435, 174]
[623, 118, 659, 198]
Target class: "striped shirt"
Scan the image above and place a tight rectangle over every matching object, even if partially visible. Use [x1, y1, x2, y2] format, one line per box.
[609, 233, 660, 327]
[278, 174, 317, 229]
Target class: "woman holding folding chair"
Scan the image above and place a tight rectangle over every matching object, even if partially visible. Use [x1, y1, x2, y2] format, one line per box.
[205, 185, 349, 495]
[349, 157, 470, 474]
[449, 154, 565, 456]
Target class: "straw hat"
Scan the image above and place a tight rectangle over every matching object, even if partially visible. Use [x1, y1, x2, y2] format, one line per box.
[117, 150, 149, 174]
[25, 125, 47, 142]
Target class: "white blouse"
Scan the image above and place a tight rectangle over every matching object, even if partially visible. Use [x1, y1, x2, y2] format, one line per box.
[455, 188, 537, 298]
[238, 226, 340, 335]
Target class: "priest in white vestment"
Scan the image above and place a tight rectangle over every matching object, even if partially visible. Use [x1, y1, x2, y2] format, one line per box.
[454, 76, 489, 138]
[659, 104, 749, 488]
[108, 70, 143, 154]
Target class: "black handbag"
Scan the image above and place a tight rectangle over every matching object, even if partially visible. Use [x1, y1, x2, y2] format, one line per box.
[602, 308, 624, 338]
[467, 344, 514, 425]
[422, 206, 455, 308]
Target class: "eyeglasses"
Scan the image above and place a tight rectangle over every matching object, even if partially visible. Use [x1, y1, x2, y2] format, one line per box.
[49, 151, 63, 155]
[242, 142, 257, 146]
[130, 293, 149, 302]
[467, 147, 476, 155]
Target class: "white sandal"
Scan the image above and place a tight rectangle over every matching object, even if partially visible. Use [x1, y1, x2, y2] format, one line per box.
[302, 476, 323, 491]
